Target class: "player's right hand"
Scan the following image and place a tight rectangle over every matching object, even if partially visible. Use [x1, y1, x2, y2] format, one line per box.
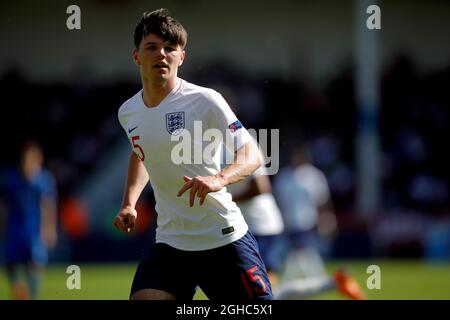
[113, 207, 137, 233]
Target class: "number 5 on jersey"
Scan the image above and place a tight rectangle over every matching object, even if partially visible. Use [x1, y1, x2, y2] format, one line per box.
[131, 136, 145, 161]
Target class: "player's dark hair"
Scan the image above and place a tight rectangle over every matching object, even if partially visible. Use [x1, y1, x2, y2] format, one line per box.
[18, 138, 42, 157]
[134, 8, 187, 49]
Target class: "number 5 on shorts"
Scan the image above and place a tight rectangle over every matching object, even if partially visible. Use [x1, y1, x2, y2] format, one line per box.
[246, 266, 267, 294]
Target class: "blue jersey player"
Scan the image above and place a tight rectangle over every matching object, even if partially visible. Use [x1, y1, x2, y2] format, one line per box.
[0, 140, 58, 299]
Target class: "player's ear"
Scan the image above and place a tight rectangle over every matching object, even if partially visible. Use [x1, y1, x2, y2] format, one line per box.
[179, 50, 186, 67]
[132, 48, 141, 66]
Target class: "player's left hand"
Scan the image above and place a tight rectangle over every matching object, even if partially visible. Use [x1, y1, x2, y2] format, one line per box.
[177, 175, 226, 207]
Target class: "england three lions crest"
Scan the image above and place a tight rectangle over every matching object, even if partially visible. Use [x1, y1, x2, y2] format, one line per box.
[166, 111, 185, 135]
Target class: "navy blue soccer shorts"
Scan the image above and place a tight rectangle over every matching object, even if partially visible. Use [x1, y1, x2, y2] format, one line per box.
[253, 234, 280, 273]
[130, 231, 273, 300]
[4, 238, 48, 266]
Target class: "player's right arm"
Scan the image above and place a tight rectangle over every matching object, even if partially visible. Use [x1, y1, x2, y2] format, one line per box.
[113, 152, 149, 233]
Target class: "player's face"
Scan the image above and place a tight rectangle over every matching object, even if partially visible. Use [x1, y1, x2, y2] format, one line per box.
[133, 33, 185, 85]
[21, 146, 43, 179]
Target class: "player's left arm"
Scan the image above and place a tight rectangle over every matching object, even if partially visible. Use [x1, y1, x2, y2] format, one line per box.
[315, 173, 337, 240]
[40, 173, 58, 249]
[40, 195, 58, 249]
[177, 139, 261, 207]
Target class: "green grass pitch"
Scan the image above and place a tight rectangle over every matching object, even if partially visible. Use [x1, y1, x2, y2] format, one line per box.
[1, 260, 450, 300]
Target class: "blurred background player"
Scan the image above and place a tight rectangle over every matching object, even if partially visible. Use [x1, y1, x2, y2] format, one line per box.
[225, 147, 285, 287]
[273, 145, 366, 300]
[0, 140, 58, 299]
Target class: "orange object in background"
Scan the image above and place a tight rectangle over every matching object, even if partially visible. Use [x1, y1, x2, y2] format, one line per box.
[59, 197, 89, 240]
[133, 200, 155, 235]
[12, 282, 29, 300]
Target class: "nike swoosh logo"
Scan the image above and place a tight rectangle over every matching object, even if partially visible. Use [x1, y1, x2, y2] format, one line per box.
[128, 126, 138, 134]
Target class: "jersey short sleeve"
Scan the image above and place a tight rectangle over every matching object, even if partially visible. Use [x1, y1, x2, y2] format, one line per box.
[205, 90, 252, 156]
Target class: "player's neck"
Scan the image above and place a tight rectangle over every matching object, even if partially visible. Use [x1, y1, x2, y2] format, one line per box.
[141, 76, 178, 108]
[20, 166, 39, 182]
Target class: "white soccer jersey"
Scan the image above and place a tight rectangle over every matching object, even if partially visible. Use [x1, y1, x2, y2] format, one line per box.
[118, 78, 252, 251]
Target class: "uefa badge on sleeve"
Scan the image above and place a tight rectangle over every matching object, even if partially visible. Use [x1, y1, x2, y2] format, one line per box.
[228, 120, 243, 133]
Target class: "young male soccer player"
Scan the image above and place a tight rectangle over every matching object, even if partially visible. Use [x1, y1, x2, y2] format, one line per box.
[113, 8, 272, 300]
